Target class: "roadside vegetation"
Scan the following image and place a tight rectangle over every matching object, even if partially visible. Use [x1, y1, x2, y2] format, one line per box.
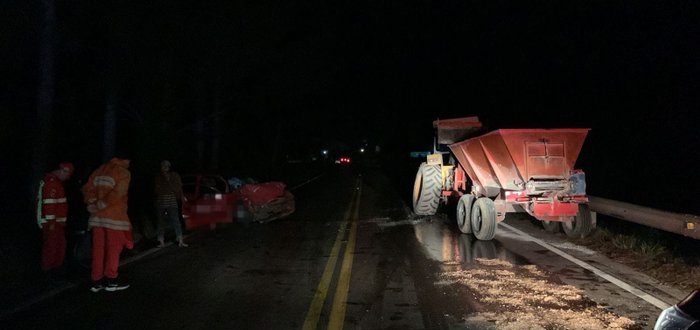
[567, 216, 700, 291]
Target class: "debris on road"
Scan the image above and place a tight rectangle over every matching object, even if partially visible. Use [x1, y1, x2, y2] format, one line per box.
[437, 258, 639, 329]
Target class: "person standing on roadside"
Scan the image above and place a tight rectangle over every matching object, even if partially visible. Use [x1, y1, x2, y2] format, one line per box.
[36, 162, 74, 280]
[82, 157, 133, 292]
[154, 160, 188, 248]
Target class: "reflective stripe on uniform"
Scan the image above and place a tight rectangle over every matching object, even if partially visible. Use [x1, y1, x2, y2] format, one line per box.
[45, 215, 56, 220]
[94, 176, 116, 188]
[56, 217, 67, 222]
[88, 217, 130, 231]
[36, 180, 45, 228]
[42, 198, 67, 204]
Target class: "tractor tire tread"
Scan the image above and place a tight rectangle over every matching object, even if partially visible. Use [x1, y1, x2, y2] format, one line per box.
[413, 163, 443, 216]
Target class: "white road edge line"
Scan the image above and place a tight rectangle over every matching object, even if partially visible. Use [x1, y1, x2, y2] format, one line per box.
[291, 173, 326, 191]
[499, 222, 671, 310]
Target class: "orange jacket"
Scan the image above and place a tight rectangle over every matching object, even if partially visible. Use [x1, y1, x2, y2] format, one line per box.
[82, 158, 131, 232]
[36, 173, 68, 228]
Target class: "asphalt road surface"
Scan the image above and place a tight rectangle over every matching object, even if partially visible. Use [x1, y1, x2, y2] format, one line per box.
[4, 166, 684, 329]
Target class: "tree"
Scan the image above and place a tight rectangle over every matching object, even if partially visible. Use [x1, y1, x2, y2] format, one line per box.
[29, 0, 56, 201]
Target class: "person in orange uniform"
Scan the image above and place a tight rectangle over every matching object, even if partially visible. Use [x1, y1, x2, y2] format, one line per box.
[36, 162, 74, 278]
[82, 158, 133, 292]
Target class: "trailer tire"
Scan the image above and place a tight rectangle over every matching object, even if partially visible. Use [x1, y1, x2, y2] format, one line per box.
[542, 220, 561, 233]
[563, 204, 593, 238]
[471, 197, 496, 240]
[412, 163, 443, 216]
[456, 195, 475, 234]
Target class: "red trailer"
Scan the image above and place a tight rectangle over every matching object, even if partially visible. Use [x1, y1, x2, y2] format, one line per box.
[413, 117, 592, 240]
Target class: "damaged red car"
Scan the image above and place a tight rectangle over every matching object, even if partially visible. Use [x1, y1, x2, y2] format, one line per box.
[181, 174, 241, 230]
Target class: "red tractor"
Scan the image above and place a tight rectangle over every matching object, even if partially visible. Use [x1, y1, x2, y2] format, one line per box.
[412, 117, 594, 240]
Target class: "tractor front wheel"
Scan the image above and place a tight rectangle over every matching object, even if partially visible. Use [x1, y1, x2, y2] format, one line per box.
[412, 163, 443, 216]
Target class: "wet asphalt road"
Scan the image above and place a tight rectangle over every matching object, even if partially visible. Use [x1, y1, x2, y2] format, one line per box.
[4, 166, 675, 329]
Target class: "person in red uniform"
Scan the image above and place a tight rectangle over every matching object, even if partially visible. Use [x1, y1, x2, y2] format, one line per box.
[36, 162, 74, 278]
[82, 158, 133, 292]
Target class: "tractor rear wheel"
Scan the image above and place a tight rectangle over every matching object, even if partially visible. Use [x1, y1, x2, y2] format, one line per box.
[471, 197, 496, 240]
[456, 195, 475, 234]
[412, 163, 443, 216]
[563, 204, 593, 238]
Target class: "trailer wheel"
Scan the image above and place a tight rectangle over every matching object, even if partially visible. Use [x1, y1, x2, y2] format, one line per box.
[471, 197, 496, 240]
[456, 195, 475, 234]
[563, 204, 593, 238]
[412, 163, 443, 215]
[542, 220, 561, 233]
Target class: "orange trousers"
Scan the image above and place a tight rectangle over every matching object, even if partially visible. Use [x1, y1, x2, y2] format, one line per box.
[41, 223, 66, 271]
[91, 227, 127, 281]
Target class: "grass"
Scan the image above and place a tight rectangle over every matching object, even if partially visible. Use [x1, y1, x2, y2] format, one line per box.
[572, 225, 700, 291]
[637, 241, 667, 260]
[591, 228, 668, 261]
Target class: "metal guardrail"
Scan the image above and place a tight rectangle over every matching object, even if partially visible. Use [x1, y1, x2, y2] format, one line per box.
[588, 196, 700, 240]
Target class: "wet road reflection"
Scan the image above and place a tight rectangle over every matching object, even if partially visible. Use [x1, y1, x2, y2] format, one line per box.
[413, 218, 528, 267]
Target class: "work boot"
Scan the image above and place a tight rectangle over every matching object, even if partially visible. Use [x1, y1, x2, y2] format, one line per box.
[105, 277, 129, 292]
[177, 237, 188, 247]
[90, 280, 104, 293]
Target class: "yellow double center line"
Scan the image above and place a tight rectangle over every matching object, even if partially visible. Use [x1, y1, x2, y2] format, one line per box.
[302, 178, 362, 330]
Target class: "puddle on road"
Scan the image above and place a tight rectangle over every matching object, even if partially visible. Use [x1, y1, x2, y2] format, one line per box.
[412, 220, 528, 268]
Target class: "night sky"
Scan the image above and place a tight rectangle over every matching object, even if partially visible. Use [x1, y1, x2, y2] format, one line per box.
[2, 1, 699, 215]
